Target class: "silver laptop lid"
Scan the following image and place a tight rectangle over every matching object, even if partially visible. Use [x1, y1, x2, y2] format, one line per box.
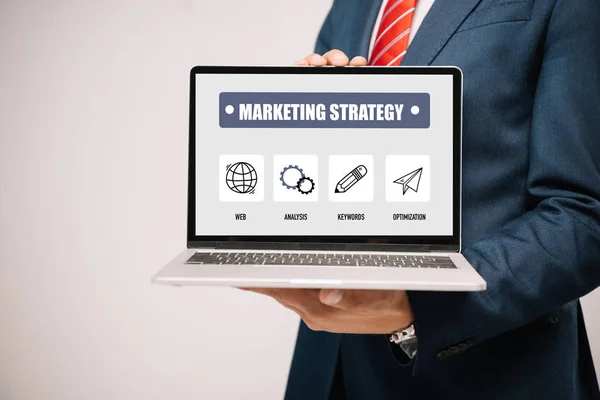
[187, 66, 462, 252]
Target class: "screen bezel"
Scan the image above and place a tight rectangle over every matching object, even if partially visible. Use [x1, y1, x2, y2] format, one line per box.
[187, 66, 462, 251]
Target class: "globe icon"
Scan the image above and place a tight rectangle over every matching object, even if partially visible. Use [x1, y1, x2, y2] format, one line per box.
[225, 162, 258, 194]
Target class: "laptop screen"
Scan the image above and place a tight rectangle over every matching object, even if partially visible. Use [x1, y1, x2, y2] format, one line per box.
[189, 67, 460, 247]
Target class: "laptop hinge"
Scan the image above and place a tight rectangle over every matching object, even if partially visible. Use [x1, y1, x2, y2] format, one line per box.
[188, 241, 458, 253]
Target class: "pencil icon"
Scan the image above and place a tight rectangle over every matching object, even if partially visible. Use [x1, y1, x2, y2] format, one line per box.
[335, 165, 368, 193]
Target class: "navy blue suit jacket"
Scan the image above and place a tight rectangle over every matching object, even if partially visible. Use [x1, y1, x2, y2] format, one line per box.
[286, 0, 600, 399]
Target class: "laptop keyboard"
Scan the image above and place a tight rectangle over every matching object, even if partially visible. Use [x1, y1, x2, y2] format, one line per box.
[186, 252, 457, 269]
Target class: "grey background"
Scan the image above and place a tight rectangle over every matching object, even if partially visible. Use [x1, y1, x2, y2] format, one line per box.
[0, 1, 597, 399]
[196, 74, 453, 236]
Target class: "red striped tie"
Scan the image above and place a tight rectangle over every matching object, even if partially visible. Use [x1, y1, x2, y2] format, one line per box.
[369, 0, 418, 66]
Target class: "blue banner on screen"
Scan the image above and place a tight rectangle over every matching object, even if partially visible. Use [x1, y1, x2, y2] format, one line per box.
[219, 92, 430, 128]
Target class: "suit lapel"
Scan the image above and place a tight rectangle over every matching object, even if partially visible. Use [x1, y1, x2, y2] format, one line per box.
[346, 0, 383, 58]
[402, 0, 483, 66]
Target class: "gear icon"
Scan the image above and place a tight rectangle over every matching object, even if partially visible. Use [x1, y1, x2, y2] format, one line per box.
[280, 165, 305, 189]
[297, 177, 315, 194]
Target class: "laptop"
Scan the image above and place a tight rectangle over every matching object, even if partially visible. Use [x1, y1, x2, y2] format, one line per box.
[152, 66, 486, 291]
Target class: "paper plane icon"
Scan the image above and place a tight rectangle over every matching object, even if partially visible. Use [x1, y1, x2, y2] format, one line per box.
[393, 167, 423, 195]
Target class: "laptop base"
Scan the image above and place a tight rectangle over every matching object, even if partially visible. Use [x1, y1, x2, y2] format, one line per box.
[153, 249, 486, 291]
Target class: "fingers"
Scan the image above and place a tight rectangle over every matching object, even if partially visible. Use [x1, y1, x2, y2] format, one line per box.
[240, 287, 277, 295]
[322, 49, 349, 66]
[242, 288, 337, 330]
[243, 288, 322, 312]
[349, 56, 368, 66]
[295, 53, 327, 66]
[294, 58, 309, 66]
[319, 289, 404, 313]
[242, 287, 312, 301]
[244, 288, 404, 314]
[295, 51, 367, 67]
[240, 288, 413, 334]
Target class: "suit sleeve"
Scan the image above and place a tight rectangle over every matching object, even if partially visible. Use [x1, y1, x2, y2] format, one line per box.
[314, 1, 337, 55]
[406, 0, 600, 374]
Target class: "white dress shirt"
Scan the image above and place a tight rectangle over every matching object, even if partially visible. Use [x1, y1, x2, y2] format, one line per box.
[368, 0, 436, 58]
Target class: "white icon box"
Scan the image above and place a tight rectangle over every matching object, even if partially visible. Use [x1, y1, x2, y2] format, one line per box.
[386, 155, 430, 202]
[219, 155, 264, 202]
[328, 155, 374, 202]
[273, 155, 319, 202]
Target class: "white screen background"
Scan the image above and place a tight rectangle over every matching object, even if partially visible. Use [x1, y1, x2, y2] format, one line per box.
[195, 73, 454, 236]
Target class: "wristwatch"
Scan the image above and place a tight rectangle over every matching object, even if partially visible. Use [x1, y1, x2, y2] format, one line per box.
[389, 323, 418, 359]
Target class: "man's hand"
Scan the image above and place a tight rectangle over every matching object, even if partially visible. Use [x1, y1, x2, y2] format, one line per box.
[243, 288, 414, 335]
[294, 49, 367, 67]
